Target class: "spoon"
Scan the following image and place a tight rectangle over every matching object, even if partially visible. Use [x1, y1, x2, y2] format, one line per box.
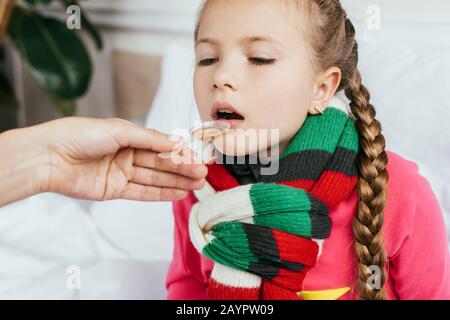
[158, 121, 231, 161]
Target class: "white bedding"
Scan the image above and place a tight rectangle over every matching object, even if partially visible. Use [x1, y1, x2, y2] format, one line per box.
[0, 193, 171, 299]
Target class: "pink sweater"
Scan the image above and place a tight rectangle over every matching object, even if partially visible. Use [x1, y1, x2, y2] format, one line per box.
[165, 150, 450, 300]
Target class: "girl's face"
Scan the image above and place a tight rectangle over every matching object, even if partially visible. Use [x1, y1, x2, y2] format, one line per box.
[194, 0, 334, 156]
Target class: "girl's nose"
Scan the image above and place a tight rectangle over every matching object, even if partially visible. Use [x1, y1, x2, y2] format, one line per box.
[212, 65, 237, 91]
[213, 81, 235, 91]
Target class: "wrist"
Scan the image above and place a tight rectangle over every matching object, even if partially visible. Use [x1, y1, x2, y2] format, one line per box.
[0, 125, 53, 205]
[21, 124, 55, 194]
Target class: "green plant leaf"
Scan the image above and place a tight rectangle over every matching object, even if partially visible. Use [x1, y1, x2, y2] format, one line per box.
[24, 0, 103, 50]
[7, 5, 92, 102]
[60, 0, 103, 50]
[0, 67, 18, 132]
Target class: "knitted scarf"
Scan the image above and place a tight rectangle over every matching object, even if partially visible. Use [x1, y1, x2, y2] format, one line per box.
[188, 106, 359, 300]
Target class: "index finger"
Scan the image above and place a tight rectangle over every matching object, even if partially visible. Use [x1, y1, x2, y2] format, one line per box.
[110, 119, 181, 152]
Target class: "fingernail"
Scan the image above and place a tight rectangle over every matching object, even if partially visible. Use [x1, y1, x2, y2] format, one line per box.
[197, 179, 206, 189]
[196, 165, 208, 178]
[169, 134, 185, 142]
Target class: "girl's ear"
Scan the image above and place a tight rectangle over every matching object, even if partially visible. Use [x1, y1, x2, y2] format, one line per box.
[308, 67, 342, 115]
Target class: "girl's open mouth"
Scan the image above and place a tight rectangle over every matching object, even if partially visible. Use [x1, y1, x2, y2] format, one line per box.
[211, 102, 245, 128]
[215, 111, 245, 120]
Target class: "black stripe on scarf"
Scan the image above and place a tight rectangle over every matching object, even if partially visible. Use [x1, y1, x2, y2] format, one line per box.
[243, 223, 305, 281]
[260, 148, 358, 183]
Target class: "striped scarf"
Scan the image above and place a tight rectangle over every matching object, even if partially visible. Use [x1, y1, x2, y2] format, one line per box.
[188, 106, 359, 300]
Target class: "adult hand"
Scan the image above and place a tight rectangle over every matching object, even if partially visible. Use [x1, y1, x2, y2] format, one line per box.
[0, 117, 207, 207]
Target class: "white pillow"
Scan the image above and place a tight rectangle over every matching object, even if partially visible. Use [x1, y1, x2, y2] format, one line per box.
[357, 36, 450, 231]
[145, 43, 200, 135]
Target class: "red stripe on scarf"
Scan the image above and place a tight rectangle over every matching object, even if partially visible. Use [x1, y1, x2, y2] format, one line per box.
[206, 163, 240, 191]
[310, 171, 358, 208]
[279, 179, 315, 190]
[279, 172, 357, 208]
[262, 280, 303, 300]
[207, 278, 260, 300]
[264, 230, 318, 296]
[269, 267, 310, 292]
[272, 229, 318, 267]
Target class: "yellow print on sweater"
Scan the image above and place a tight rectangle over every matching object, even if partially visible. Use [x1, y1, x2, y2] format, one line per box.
[299, 287, 351, 300]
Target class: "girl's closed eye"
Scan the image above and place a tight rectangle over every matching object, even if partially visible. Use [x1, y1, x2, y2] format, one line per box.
[248, 57, 276, 65]
[198, 58, 219, 66]
[197, 57, 276, 66]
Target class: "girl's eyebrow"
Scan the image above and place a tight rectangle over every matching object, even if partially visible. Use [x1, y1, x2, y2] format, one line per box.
[240, 36, 285, 48]
[195, 36, 285, 48]
[196, 37, 219, 48]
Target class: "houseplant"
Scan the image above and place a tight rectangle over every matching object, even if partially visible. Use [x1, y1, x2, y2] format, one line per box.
[0, 0, 102, 132]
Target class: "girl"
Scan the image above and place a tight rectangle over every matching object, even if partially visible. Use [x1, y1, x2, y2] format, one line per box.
[165, 0, 450, 300]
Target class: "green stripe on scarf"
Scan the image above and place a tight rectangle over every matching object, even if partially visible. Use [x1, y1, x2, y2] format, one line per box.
[203, 222, 254, 272]
[250, 184, 313, 237]
[281, 108, 350, 158]
[337, 116, 359, 153]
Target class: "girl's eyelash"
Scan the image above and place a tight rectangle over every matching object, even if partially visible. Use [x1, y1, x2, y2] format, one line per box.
[198, 57, 276, 66]
[248, 57, 276, 65]
[198, 58, 218, 66]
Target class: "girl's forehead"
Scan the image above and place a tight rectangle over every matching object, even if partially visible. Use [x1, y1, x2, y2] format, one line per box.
[197, 0, 304, 47]
[196, 36, 286, 52]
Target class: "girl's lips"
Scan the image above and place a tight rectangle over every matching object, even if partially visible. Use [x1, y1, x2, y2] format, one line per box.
[211, 102, 245, 121]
